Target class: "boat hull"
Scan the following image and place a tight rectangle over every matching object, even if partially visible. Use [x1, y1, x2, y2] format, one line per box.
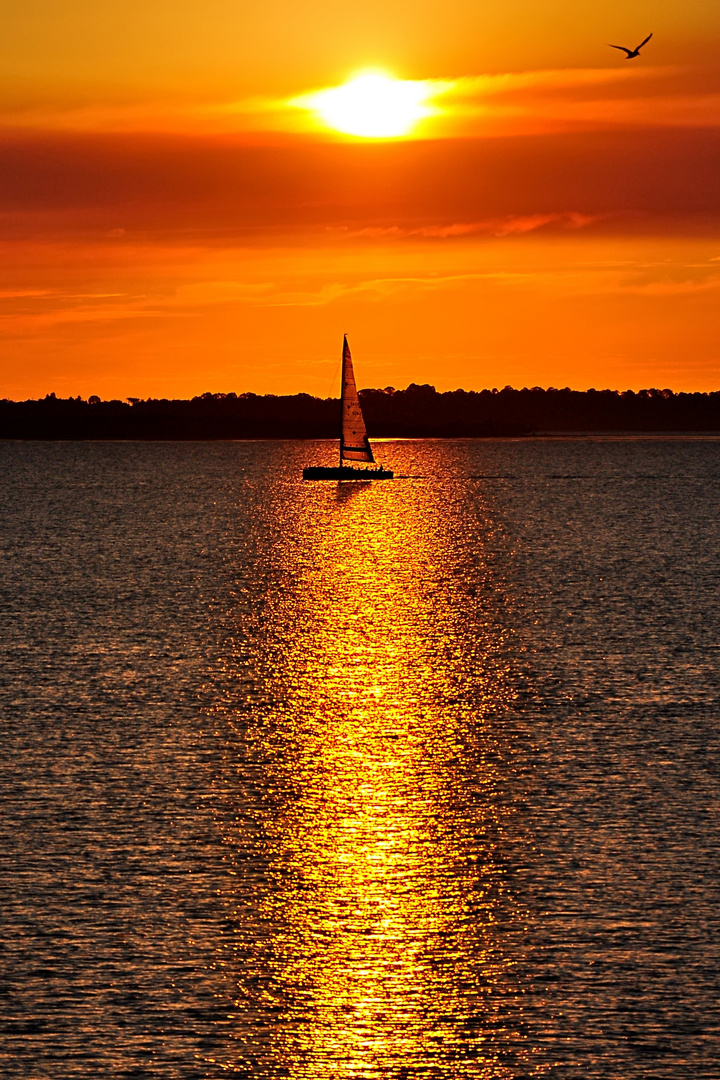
[303, 465, 394, 480]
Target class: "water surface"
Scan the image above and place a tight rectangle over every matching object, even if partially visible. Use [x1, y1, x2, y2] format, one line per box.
[1, 438, 719, 1078]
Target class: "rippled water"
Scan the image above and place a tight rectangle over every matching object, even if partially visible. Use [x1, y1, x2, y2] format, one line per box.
[1, 438, 719, 1078]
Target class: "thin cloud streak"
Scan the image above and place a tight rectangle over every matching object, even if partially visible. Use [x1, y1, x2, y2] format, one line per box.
[343, 213, 604, 240]
[0, 65, 716, 137]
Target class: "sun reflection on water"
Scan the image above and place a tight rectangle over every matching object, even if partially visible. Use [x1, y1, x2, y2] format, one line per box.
[215, 478, 531, 1077]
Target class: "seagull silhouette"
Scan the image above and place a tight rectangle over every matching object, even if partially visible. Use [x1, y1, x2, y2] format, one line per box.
[608, 32, 652, 59]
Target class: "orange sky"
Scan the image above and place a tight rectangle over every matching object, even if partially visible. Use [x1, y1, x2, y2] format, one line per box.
[1, 0, 720, 398]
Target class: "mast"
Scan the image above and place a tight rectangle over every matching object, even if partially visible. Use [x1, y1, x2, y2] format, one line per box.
[339, 334, 346, 469]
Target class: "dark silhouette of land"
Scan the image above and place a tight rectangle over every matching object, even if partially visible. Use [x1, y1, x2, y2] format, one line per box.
[1, 385, 719, 439]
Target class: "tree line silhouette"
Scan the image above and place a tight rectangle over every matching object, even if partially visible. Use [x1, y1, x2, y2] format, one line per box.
[1, 385, 719, 439]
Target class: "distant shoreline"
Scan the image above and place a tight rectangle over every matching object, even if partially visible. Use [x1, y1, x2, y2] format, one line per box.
[3, 434, 720, 444]
[2, 385, 720, 438]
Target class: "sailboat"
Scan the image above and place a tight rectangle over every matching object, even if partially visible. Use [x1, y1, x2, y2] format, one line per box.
[303, 336, 394, 480]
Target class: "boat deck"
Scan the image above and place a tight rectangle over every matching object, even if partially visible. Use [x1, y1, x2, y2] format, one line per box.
[303, 466, 394, 480]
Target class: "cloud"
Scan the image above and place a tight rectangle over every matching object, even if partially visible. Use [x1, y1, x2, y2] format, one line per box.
[0, 288, 53, 298]
[619, 273, 720, 297]
[489, 212, 600, 236]
[429, 66, 720, 136]
[0, 64, 718, 139]
[340, 212, 603, 240]
[0, 128, 717, 246]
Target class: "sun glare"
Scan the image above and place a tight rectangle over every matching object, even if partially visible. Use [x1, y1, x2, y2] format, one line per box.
[291, 73, 439, 138]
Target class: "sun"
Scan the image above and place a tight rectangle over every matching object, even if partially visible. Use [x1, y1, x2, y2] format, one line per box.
[291, 73, 438, 138]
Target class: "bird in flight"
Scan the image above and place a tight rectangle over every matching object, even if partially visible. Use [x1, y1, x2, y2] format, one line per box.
[608, 33, 652, 59]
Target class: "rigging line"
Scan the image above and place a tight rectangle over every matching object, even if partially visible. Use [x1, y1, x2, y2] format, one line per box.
[326, 354, 342, 398]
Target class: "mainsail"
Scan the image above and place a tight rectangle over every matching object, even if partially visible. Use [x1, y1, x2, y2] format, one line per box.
[340, 335, 375, 463]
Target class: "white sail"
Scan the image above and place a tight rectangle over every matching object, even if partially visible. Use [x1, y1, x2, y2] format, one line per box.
[340, 336, 375, 463]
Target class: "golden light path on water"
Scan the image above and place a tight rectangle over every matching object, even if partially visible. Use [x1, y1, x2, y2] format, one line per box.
[211, 471, 535, 1078]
